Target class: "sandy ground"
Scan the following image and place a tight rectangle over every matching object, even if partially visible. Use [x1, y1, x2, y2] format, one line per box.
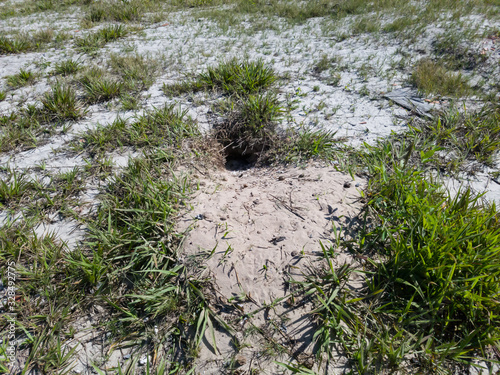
[177, 163, 366, 374]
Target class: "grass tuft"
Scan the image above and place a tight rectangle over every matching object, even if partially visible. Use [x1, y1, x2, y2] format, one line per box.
[364, 163, 500, 364]
[52, 59, 81, 76]
[410, 59, 471, 97]
[6, 69, 37, 88]
[74, 104, 199, 155]
[75, 25, 128, 52]
[164, 59, 277, 96]
[0, 35, 32, 54]
[40, 83, 87, 122]
[200, 58, 277, 95]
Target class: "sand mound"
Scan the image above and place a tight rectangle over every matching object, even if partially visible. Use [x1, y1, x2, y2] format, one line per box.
[178, 163, 366, 374]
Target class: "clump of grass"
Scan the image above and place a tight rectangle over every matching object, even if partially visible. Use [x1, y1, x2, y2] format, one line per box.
[382, 16, 418, 33]
[365, 164, 500, 363]
[0, 111, 40, 152]
[410, 59, 471, 97]
[0, 219, 81, 374]
[351, 16, 380, 34]
[312, 54, 341, 75]
[0, 35, 32, 54]
[212, 93, 284, 163]
[74, 105, 199, 154]
[421, 105, 500, 165]
[83, 0, 142, 23]
[75, 25, 128, 52]
[0, 169, 39, 207]
[80, 71, 122, 103]
[0, 91, 6, 101]
[277, 128, 343, 162]
[119, 93, 140, 110]
[164, 59, 277, 96]
[199, 58, 277, 94]
[40, 83, 86, 122]
[295, 132, 500, 372]
[32, 28, 54, 44]
[52, 59, 81, 76]
[0, 30, 55, 54]
[6, 69, 37, 88]
[108, 53, 160, 92]
[0, 85, 85, 152]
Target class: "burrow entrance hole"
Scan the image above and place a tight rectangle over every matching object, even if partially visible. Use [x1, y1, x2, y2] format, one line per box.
[223, 147, 257, 171]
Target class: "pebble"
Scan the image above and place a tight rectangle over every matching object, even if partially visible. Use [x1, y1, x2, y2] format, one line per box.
[235, 354, 247, 367]
[343, 181, 351, 188]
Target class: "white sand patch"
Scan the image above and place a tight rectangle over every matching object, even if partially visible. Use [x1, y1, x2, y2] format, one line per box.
[178, 163, 366, 374]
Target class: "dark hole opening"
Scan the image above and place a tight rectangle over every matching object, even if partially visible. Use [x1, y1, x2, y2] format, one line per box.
[224, 146, 257, 171]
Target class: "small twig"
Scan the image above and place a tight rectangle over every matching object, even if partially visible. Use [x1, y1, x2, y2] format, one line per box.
[270, 194, 306, 221]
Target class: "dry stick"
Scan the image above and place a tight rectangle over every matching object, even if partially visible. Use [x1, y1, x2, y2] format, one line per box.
[269, 194, 306, 221]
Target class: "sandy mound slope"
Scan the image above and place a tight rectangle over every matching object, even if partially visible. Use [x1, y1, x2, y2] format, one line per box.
[178, 163, 366, 374]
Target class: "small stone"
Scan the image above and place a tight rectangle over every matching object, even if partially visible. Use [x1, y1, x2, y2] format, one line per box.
[291, 251, 299, 257]
[220, 216, 227, 221]
[355, 183, 361, 187]
[298, 173, 305, 178]
[278, 176, 285, 181]
[343, 181, 351, 188]
[139, 355, 149, 366]
[235, 354, 247, 367]
[123, 354, 131, 360]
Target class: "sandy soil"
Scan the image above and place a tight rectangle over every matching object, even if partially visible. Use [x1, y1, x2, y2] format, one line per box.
[177, 163, 366, 374]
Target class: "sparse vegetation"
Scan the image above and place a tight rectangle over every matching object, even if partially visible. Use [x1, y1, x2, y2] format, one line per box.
[1, 0, 500, 373]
